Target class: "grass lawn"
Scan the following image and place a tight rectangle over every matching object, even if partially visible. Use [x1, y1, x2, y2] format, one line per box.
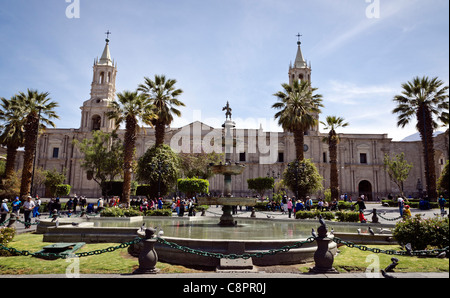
[0, 233, 202, 275]
[332, 244, 449, 273]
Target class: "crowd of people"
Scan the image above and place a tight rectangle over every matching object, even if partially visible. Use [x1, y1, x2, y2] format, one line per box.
[266, 194, 366, 219]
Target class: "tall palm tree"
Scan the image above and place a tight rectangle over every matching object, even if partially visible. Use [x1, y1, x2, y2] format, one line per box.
[107, 90, 156, 206]
[393, 76, 449, 201]
[320, 116, 349, 200]
[0, 96, 26, 179]
[138, 75, 184, 147]
[272, 80, 323, 160]
[15, 89, 59, 198]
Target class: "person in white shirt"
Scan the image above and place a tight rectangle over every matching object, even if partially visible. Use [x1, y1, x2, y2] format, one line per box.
[397, 196, 404, 217]
[23, 196, 36, 228]
[1, 199, 9, 223]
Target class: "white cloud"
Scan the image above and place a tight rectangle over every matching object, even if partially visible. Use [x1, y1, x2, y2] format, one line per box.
[323, 80, 397, 105]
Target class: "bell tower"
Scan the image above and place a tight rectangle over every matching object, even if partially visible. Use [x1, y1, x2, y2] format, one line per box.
[80, 32, 117, 133]
[289, 34, 312, 85]
[288, 35, 319, 134]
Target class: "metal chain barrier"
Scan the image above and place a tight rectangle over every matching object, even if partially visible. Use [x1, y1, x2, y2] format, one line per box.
[156, 236, 316, 259]
[0, 237, 143, 260]
[332, 236, 449, 257]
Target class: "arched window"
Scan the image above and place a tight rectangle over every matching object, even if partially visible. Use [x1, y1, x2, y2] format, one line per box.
[107, 72, 111, 83]
[92, 115, 101, 131]
[99, 72, 105, 84]
[299, 74, 304, 81]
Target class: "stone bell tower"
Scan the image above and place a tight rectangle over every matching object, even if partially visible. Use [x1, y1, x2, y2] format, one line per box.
[289, 34, 312, 85]
[80, 32, 117, 133]
[288, 35, 319, 134]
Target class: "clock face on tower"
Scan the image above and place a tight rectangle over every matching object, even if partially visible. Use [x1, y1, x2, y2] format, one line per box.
[304, 144, 309, 152]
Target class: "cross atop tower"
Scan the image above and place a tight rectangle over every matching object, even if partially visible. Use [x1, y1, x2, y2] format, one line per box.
[296, 33, 302, 45]
[105, 30, 112, 42]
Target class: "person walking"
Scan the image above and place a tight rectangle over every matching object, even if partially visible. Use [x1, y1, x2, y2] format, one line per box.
[305, 196, 313, 211]
[23, 196, 36, 229]
[397, 196, 404, 217]
[1, 199, 9, 223]
[11, 197, 21, 217]
[438, 195, 447, 215]
[287, 198, 293, 218]
[33, 195, 41, 218]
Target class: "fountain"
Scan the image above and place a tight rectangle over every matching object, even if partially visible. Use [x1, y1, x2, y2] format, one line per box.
[197, 102, 257, 226]
[37, 103, 395, 269]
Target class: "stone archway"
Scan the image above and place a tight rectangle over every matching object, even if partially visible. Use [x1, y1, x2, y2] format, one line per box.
[358, 180, 373, 201]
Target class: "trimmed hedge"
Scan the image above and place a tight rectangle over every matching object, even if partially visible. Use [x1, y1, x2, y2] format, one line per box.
[100, 207, 172, 217]
[295, 210, 360, 222]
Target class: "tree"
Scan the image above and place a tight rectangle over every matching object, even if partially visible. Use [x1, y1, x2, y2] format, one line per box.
[136, 144, 180, 198]
[272, 80, 323, 160]
[138, 75, 185, 147]
[438, 160, 449, 194]
[383, 153, 413, 196]
[107, 90, 156, 206]
[321, 116, 349, 200]
[179, 152, 224, 179]
[247, 177, 274, 200]
[73, 130, 124, 195]
[15, 90, 59, 198]
[392, 76, 449, 201]
[44, 168, 67, 197]
[0, 96, 26, 179]
[283, 159, 323, 199]
[178, 177, 209, 198]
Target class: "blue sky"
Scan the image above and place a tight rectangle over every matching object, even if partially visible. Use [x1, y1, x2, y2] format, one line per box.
[0, 0, 448, 141]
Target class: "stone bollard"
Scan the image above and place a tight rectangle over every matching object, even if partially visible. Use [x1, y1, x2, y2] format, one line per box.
[7, 213, 17, 229]
[133, 228, 160, 275]
[372, 208, 379, 223]
[310, 225, 338, 274]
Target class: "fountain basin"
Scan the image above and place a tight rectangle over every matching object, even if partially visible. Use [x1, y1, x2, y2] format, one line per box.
[38, 216, 394, 267]
[209, 164, 245, 175]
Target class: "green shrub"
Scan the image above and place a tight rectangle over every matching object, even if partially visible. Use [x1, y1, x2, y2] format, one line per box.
[254, 201, 268, 211]
[144, 209, 172, 217]
[123, 208, 143, 217]
[295, 211, 317, 219]
[100, 207, 125, 217]
[55, 184, 72, 197]
[337, 201, 353, 210]
[0, 227, 15, 256]
[335, 211, 360, 222]
[393, 215, 449, 250]
[295, 211, 334, 220]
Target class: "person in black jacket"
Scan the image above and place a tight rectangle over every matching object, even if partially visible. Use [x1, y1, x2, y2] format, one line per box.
[354, 197, 367, 223]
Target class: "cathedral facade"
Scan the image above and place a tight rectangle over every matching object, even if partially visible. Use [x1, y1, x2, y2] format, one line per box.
[14, 39, 448, 200]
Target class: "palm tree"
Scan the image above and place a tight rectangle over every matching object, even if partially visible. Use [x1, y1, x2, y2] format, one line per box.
[320, 116, 349, 200]
[15, 89, 59, 198]
[393, 76, 449, 201]
[138, 75, 184, 147]
[107, 90, 156, 206]
[0, 96, 26, 179]
[272, 80, 323, 160]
